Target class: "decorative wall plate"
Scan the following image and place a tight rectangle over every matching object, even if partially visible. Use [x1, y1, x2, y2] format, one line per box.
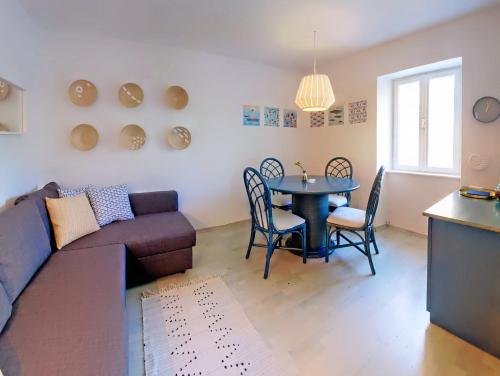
[467, 153, 489, 171]
[70, 124, 99, 151]
[167, 126, 191, 150]
[120, 124, 146, 150]
[165, 85, 189, 109]
[119, 82, 144, 107]
[0, 80, 10, 101]
[68, 80, 97, 106]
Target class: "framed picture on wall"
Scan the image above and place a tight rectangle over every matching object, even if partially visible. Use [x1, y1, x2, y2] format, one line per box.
[348, 100, 367, 124]
[264, 107, 280, 127]
[328, 105, 344, 126]
[243, 105, 260, 126]
[283, 109, 297, 128]
[310, 111, 325, 127]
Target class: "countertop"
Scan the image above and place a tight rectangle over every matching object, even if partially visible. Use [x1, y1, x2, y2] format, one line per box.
[423, 191, 500, 233]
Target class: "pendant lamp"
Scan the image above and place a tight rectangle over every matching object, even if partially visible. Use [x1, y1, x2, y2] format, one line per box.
[295, 31, 335, 112]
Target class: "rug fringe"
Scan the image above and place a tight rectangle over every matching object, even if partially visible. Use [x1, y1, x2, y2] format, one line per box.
[141, 274, 224, 299]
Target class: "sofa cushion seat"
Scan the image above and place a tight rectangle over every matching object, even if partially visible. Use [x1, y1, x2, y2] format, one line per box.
[0, 244, 127, 376]
[62, 211, 196, 258]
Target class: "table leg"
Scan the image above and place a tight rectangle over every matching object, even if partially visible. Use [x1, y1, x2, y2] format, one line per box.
[287, 193, 332, 258]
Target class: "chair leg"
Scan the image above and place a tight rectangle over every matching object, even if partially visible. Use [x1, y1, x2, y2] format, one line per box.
[302, 226, 307, 264]
[336, 229, 340, 246]
[371, 227, 379, 255]
[364, 230, 376, 275]
[263, 236, 273, 279]
[246, 226, 256, 259]
[325, 225, 331, 263]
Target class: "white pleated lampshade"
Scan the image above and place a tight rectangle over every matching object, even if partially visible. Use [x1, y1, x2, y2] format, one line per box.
[295, 74, 335, 112]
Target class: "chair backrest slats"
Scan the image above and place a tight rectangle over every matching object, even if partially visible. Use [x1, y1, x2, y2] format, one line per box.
[325, 157, 353, 179]
[260, 158, 285, 180]
[325, 157, 353, 200]
[243, 167, 273, 231]
[365, 166, 385, 227]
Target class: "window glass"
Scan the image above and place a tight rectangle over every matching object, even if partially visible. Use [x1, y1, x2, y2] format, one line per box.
[428, 75, 455, 169]
[396, 81, 420, 167]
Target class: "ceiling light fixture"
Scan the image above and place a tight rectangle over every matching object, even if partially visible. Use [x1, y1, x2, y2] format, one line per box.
[295, 31, 335, 112]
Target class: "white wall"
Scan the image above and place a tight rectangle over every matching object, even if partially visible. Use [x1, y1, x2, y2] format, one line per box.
[2, 32, 307, 228]
[2, 4, 499, 234]
[310, 6, 500, 234]
[0, 0, 44, 209]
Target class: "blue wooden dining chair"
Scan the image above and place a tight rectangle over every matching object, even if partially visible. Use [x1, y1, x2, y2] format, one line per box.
[325, 166, 385, 275]
[243, 167, 307, 279]
[325, 157, 353, 209]
[259, 157, 292, 210]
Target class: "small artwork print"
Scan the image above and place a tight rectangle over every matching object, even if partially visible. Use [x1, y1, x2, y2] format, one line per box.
[310, 111, 325, 127]
[348, 100, 367, 124]
[243, 105, 260, 126]
[264, 107, 280, 127]
[328, 105, 344, 126]
[283, 109, 297, 128]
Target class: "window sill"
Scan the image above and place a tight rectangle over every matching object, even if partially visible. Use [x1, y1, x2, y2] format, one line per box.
[386, 170, 461, 179]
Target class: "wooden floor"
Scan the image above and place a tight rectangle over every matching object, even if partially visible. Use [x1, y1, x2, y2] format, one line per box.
[127, 221, 500, 375]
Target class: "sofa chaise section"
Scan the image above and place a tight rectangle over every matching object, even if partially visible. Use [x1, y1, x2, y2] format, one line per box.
[62, 191, 196, 278]
[0, 244, 127, 376]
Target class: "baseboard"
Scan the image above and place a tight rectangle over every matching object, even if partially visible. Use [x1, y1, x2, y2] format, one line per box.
[384, 224, 427, 238]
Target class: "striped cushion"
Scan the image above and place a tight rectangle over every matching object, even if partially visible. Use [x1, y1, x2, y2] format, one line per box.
[45, 194, 100, 249]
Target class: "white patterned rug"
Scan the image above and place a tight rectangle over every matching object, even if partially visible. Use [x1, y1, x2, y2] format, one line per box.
[142, 276, 288, 376]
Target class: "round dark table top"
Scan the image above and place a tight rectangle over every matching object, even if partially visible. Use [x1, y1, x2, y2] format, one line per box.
[267, 175, 360, 195]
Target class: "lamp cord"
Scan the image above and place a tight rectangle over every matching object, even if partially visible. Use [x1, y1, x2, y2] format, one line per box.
[313, 30, 317, 74]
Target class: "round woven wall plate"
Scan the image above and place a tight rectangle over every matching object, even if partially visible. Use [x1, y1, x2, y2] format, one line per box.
[467, 153, 489, 171]
[119, 82, 144, 107]
[68, 80, 97, 106]
[167, 126, 191, 150]
[71, 124, 99, 151]
[0, 80, 10, 101]
[120, 124, 146, 150]
[165, 85, 189, 109]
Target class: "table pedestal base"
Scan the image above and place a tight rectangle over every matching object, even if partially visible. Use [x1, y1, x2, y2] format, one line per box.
[287, 193, 333, 258]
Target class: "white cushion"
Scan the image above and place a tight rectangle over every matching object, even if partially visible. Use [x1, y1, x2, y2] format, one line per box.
[271, 193, 292, 207]
[328, 194, 348, 207]
[327, 207, 366, 229]
[268, 209, 305, 231]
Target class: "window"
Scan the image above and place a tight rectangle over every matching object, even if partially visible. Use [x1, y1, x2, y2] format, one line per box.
[392, 67, 461, 175]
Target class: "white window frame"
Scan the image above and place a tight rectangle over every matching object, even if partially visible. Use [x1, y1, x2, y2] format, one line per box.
[392, 67, 461, 175]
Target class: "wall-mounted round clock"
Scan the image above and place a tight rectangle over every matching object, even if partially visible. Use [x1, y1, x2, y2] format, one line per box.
[472, 96, 500, 123]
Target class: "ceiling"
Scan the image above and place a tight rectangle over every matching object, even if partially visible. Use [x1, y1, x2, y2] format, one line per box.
[18, 0, 500, 71]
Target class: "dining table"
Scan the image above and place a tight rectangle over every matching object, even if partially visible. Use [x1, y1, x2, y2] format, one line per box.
[267, 175, 360, 258]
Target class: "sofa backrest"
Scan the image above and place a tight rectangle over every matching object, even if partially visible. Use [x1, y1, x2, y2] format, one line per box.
[129, 191, 178, 216]
[0, 199, 52, 303]
[15, 182, 59, 249]
[0, 283, 12, 334]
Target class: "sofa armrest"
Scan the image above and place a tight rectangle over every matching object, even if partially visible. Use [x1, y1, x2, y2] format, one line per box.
[129, 191, 178, 216]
